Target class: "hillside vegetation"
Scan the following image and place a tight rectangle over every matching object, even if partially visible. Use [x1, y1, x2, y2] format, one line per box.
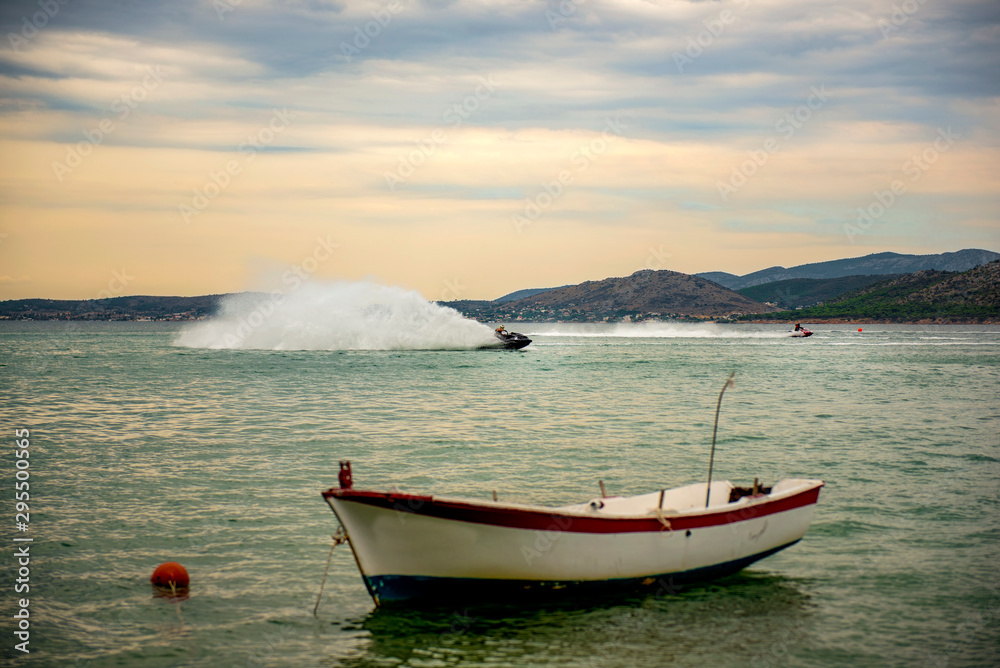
[748, 260, 1000, 322]
[0, 295, 228, 320]
[698, 248, 998, 290]
[4, 256, 997, 323]
[738, 275, 901, 310]
[452, 269, 772, 322]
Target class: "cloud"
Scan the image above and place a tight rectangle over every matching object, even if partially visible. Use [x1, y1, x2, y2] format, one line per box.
[4, 1, 998, 136]
[0, 0, 996, 299]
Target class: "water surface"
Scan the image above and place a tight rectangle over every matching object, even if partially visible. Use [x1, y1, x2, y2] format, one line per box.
[1, 322, 997, 667]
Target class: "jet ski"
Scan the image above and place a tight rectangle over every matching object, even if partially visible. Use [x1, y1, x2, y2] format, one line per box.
[788, 327, 813, 338]
[481, 328, 532, 350]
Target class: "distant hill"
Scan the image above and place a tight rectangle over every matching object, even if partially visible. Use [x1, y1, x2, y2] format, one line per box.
[749, 259, 1000, 322]
[0, 295, 228, 320]
[7, 250, 997, 323]
[738, 275, 902, 310]
[496, 269, 772, 319]
[699, 249, 999, 290]
[493, 287, 561, 303]
[697, 271, 741, 288]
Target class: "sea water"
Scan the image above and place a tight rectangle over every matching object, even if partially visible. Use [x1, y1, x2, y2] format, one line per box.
[1, 289, 998, 666]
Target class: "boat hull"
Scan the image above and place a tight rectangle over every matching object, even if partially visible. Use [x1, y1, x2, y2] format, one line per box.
[477, 339, 531, 350]
[323, 479, 823, 605]
[360, 539, 799, 603]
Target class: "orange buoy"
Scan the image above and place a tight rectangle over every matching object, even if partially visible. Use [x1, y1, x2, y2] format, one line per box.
[858, 327, 863, 332]
[151, 562, 189, 590]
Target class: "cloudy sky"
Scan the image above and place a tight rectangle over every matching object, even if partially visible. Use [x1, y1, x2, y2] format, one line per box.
[0, 0, 997, 301]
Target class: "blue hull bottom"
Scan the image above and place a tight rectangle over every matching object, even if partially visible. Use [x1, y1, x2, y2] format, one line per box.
[363, 539, 801, 605]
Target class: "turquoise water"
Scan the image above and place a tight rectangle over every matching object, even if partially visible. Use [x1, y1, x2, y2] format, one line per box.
[1, 321, 998, 667]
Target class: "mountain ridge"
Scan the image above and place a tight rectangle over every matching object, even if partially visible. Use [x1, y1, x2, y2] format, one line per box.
[3, 249, 997, 322]
[737, 275, 904, 310]
[747, 259, 1000, 322]
[696, 249, 999, 290]
[454, 269, 773, 321]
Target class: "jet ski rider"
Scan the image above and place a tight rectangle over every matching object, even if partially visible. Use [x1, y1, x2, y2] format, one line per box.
[495, 325, 507, 338]
[794, 323, 803, 331]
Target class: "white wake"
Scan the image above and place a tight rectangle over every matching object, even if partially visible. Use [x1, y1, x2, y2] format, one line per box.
[174, 280, 496, 350]
[523, 322, 790, 338]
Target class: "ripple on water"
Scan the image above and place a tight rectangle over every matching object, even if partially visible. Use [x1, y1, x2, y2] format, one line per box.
[1, 322, 998, 667]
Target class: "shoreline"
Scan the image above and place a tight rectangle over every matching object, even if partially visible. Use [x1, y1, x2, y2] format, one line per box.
[1, 316, 997, 325]
[739, 317, 1000, 325]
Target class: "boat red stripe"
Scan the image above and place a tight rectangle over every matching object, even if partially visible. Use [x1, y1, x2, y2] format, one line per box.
[323, 485, 822, 534]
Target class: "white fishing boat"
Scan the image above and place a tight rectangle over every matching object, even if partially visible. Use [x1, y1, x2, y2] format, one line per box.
[319, 375, 824, 606]
[322, 468, 823, 605]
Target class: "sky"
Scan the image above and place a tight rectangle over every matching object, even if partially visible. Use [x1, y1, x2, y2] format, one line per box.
[0, 0, 998, 302]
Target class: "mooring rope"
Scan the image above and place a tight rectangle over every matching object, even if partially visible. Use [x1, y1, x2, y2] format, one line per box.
[313, 527, 347, 616]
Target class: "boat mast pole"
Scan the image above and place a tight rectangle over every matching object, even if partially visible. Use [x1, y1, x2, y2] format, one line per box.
[705, 371, 736, 508]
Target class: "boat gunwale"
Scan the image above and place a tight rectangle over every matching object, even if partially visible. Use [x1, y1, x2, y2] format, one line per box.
[323, 479, 824, 534]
